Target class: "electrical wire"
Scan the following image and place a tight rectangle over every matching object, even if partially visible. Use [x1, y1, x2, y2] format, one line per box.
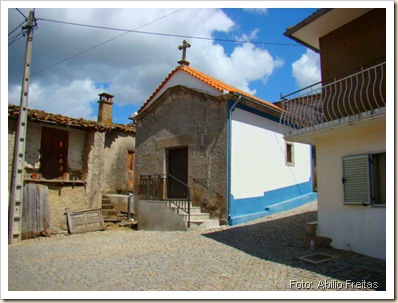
[8, 32, 24, 46]
[15, 8, 27, 20]
[8, 20, 26, 36]
[37, 17, 301, 47]
[28, 8, 186, 79]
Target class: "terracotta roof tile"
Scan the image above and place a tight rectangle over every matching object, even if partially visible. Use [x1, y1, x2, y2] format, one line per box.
[138, 65, 281, 114]
[8, 104, 136, 133]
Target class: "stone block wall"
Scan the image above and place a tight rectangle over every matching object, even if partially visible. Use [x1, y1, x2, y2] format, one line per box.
[8, 117, 136, 232]
[135, 86, 228, 219]
[102, 130, 135, 194]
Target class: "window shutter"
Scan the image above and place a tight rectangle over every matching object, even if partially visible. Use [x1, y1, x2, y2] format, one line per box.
[342, 154, 371, 205]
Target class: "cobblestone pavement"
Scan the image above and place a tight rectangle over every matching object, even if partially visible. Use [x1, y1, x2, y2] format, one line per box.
[8, 201, 386, 294]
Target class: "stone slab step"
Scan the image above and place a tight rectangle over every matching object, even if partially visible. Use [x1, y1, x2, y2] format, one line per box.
[188, 219, 220, 230]
[101, 204, 115, 209]
[169, 205, 202, 214]
[102, 209, 120, 216]
[179, 212, 210, 221]
[104, 217, 122, 223]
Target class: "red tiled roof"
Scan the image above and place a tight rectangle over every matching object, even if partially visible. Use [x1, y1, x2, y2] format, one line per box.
[138, 65, 282, 114]
[8, 104, 136, 133]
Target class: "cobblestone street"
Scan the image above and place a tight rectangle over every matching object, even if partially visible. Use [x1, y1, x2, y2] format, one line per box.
[7, 202, 386, 298]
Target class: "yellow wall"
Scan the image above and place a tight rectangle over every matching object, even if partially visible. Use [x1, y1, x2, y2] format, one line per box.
[315, 116, 386, 259]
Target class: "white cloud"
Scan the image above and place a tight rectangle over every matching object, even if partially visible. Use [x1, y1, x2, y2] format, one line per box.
[292, 49, 321, 89]
[236, 29, 260, 42]
[9, 80, 103, 120]
[206, 43, 284, 95]
[243, 8, 268, 15]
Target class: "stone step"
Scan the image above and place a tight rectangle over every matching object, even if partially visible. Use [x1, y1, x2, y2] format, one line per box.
[188, 219, 220, 230]
[190, 212, 210, 220]
[169, 205, 202, 214]
[179, 212, 210, 221]
[104, 217, 122, 223]
[101, 204, 115, 209]
[102, 209, 120, 217]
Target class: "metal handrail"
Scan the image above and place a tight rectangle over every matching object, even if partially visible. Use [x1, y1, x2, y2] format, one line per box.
[279, 62, 386, 134]
[139, 174, 191, 227]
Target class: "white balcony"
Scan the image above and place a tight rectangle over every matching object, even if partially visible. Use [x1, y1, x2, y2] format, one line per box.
[279, 62, 386, 138]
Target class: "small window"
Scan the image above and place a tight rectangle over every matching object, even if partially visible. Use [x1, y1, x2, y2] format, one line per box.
[286, 142, 294, 166]
[342, 154, 370, 205]
[371, 153, 386, 205]
[126, 150, 135, 172]
[342, 152, 386, 206]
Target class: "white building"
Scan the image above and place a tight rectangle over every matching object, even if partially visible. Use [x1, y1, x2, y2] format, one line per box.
[133, 53, 316, 228]
[279, 8, 388, 259]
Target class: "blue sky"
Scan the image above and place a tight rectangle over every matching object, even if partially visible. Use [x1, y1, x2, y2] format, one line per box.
[7, 5, 321, 124]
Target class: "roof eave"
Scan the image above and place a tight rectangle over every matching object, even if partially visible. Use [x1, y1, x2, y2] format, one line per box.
[231, 92, 282, 117]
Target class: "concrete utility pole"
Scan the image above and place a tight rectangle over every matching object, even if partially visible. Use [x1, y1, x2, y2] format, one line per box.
[9, 10, 37, 244]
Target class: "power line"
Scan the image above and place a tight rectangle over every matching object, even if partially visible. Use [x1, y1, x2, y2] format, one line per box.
[27, 8, 186, 80]
[37, 17, 301, 47]
[9, 20, 26, 36]
[8, 32, 24, 46]
[15, 8, 28, 20]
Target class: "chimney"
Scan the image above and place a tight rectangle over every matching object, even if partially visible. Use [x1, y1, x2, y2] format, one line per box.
[97, 92, 114, 125]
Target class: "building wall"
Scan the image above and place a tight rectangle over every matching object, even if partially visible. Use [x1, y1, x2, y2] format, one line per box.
[148, 70, 220, 109]
[320, 8, 386, 83]
[102, 130, 135, 193]
[8, 118, 86, 179]
[315, 116, 386, 259]
[9, 118, 135, 230]
[229, 106, 315, 225]
[135, 86, 228, 219]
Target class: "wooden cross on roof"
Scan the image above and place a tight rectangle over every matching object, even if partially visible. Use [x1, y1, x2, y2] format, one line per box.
[178, 40, 191, 66]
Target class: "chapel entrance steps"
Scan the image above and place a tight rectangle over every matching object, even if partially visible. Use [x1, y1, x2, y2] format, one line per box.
[167, 201, 220, 230]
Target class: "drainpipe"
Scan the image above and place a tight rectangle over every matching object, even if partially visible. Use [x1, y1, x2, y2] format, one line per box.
[127, 192, 134, 221]
[226, 95, 242, 225]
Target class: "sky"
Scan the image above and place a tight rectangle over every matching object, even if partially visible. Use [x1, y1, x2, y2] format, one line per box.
[6, 3, 330, 124]
[5, 3, 324, 124]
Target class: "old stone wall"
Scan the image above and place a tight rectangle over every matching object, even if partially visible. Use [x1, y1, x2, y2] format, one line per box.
[102, 130, 135, 194]
[82, 130, 105, 209]
[47, 185, 91, 230]
[135, 86, 228, 219]
[9, 117, 136, 231]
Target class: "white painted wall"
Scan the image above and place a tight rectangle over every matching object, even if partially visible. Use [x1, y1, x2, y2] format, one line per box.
[148, 70, 221, 108]
[230, 108, 312, 199]
[315, 116, 386, 259]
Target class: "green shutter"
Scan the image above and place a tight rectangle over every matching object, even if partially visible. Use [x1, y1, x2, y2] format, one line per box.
[342, 154, 371, 205]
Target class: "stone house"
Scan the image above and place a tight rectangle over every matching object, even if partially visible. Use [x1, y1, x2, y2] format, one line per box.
[8, 93, 136, 233]
[278, 8, 386, 259]
[132, 57, 316, 228]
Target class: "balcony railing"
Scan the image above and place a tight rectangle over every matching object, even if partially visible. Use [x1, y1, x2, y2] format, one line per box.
[279, 62, 386, 136]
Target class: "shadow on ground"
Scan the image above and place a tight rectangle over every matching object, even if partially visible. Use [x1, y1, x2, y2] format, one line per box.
[202, 210, 386, 291]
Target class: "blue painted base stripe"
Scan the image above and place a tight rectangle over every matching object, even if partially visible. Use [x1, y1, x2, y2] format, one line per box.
[228, 192, 317, 226]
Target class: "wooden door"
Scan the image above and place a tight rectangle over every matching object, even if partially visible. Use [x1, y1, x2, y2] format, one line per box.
[167, 147, 188, 198]
[22, 183, 50, 239]
[40, 127, 69, 179]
